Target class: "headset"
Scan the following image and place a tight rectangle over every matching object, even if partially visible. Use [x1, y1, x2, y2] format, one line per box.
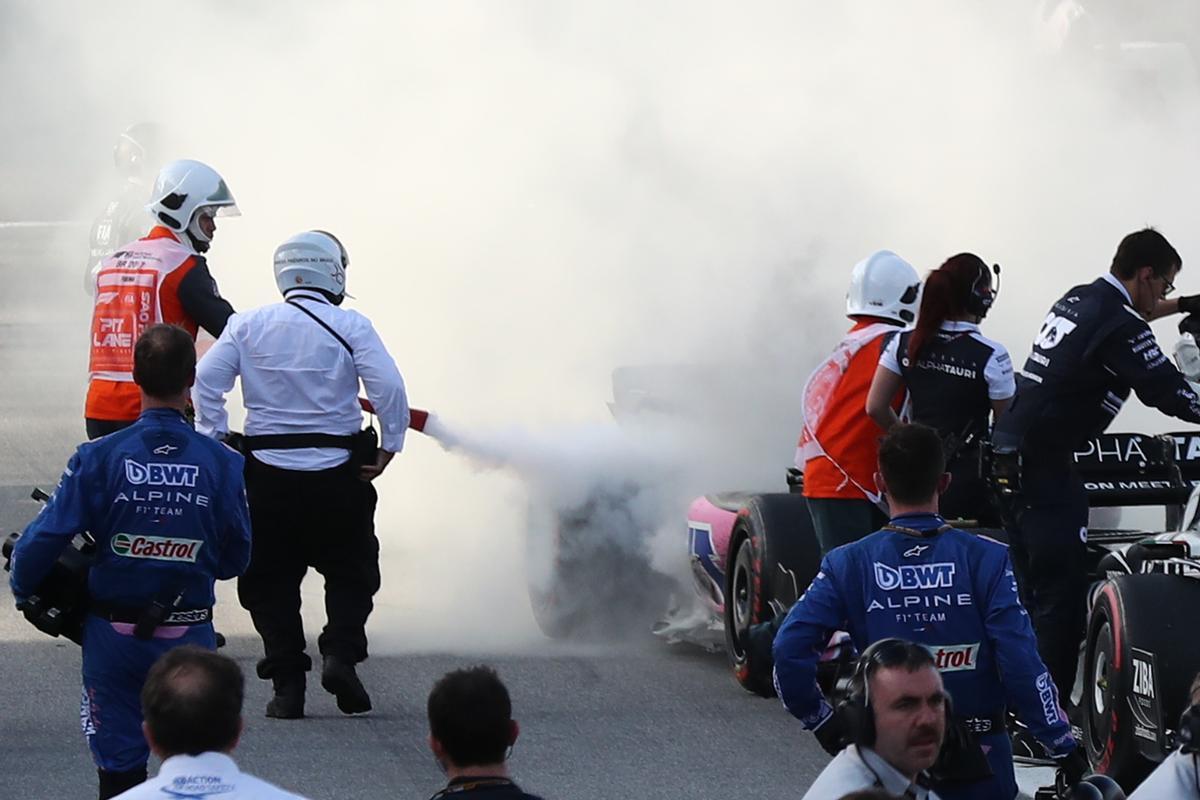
[1178, 702, 1200, 794]
[965, 260, 1001, 319]
[836, 638, 953, 746]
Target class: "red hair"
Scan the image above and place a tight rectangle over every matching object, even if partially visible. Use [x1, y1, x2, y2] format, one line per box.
[907, 253, 989, 361]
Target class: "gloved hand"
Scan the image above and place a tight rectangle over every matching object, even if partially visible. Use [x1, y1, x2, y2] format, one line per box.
[1180, 314, 1200, 337]
[1174, 333, 1200, 382]
[1054, 748, 1090, 789]
[812, 712, 848, 756]
[1178, 294, 1200, 316]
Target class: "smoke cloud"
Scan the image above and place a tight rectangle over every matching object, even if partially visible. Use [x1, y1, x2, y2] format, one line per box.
[4, 2, 1199, 647]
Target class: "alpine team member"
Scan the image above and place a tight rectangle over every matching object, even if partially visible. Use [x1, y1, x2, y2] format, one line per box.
[86, 159, 238, 440]
[194, 231, 409, 719]
[866, 253, 1014, 523]
[773, 423, 1086, 800]
[993, 228, 1200, 705]
[85, 123, 163, 295]
[798, 250, 921, 553]
[9, 325, 252, 800]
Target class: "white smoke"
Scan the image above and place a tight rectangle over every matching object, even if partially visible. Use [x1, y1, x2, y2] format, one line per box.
[4, 2, 1200, 646]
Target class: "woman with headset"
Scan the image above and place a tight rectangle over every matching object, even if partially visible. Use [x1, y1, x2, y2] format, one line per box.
[865, 253, 1014, 523]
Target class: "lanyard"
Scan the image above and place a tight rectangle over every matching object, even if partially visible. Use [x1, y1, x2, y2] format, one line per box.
[429, 778, 515, 798]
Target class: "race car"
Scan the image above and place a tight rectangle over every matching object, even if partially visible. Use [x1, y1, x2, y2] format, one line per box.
[668, 427, 1200, 788]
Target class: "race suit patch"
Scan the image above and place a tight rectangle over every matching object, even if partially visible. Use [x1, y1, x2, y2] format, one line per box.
[111, 533, 202, 563]
[932, 643, 979, 672]
[874, 562, 955, 591]
[124, 460, 199, 487]
[1036, 672, 1061, 726]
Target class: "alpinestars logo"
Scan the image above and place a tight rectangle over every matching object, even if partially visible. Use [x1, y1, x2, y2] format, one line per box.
[124, 459, 198, 487]
[111, 533, 202, 562]
[874, 562, 956, 591]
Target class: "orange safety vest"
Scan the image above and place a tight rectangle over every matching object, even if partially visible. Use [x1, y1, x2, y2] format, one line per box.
[796, 321, 902, 503]
[85, 227, 202, 421]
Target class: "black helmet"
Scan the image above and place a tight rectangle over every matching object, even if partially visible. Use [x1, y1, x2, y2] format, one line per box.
[113, 122, 164, 178]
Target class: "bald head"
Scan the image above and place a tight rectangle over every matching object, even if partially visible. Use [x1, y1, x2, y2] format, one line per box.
[141, 646, 244, 757]
[133, 324, 196, 401]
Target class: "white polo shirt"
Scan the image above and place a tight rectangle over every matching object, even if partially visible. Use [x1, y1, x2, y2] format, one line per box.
[801, 745, 942, 800]
[112, 752, 309, 799]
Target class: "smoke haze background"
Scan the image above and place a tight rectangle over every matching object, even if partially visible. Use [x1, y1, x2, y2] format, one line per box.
[3, 1, 1199, 648]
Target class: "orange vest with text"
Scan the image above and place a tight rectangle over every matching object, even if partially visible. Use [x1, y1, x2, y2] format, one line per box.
[85, 227, 202, 421]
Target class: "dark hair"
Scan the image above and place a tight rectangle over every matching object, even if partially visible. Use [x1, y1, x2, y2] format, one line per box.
[428, 666, 513, 767]
[133, 324, 195, 399]
[878, 423, 946, 505]
[1110, 228, 1181, 280]
[907, 253, 989, 361]
[141, 646, 244, 756]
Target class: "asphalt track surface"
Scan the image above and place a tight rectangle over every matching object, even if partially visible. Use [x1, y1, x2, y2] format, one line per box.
[0, 226, 837, 800]
[0, 226, 1052, 799]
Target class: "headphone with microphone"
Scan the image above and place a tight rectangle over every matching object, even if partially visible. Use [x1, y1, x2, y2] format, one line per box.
[1173, 702, 1200, 796]
[836, 638, 954, 746]
[965, 260, 1001, 319]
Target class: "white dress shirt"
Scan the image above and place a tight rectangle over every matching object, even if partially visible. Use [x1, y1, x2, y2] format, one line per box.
[801, 745, 942, 800]
[112, 751, 309, 799]
[194, 289, 409, 470]
[1128, 749, 1200, 799]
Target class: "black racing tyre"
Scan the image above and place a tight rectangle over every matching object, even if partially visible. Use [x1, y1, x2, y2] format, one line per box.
[724, 494, 822, 697]
[526, 486, 668, 640]
[1083, 573, 1200, 789]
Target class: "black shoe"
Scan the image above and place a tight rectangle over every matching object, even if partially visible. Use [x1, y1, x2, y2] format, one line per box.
[266, 676, 305, 719]
[321, 656, 372, 714]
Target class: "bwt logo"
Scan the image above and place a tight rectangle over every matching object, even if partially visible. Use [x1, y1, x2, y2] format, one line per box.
[874, 562, 956, 591]
[1036, 672, 1060, 725]
[124, 460, 199, 487]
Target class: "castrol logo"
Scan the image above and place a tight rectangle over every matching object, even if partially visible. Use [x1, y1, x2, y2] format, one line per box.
[933, 643, 979, 672]
[111, 533, 202, 563]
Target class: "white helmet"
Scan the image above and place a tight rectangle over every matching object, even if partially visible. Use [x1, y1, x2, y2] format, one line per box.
[147, 159, 239, 248]
[273, 230, 349, 299]
[845, 250, 921, 325]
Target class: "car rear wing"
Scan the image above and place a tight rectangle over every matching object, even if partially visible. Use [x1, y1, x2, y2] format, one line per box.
[1075, 431, 1200, 510]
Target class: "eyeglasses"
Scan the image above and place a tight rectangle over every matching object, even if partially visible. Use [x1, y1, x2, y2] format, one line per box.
[1162, 276, 1176, 298]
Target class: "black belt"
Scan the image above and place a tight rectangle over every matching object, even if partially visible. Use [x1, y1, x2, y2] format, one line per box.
[958, 710, 1006, 736]
[90, 602, 212, 626]
[242, 433, 356, 451]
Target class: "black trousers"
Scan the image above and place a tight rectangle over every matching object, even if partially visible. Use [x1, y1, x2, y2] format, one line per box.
[1003, 455, 1089, 704]
[85, 418, 133, 440]
[238, 456, 381, 681]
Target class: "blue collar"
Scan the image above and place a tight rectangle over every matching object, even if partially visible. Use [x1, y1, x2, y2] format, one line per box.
[887, 512, 946, 530]
[138, 407, 188, 424]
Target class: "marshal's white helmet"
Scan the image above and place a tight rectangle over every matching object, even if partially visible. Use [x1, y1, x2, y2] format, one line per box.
[273, 230, 349, 299]
[845, 250, 921, 325]
[147, 159, 239, 247]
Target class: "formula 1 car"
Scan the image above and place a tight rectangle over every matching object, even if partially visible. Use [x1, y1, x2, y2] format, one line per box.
[668, 429, 1200, 789]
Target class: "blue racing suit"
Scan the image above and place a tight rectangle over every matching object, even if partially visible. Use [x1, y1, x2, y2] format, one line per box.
[9, 408, 251, 774]
[772, 513, 1076, 800]
[994, 275, 1200, 701]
